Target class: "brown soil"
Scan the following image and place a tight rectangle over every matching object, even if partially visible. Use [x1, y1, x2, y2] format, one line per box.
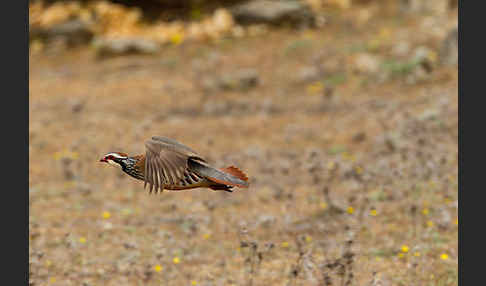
[29, 5, 458, 286]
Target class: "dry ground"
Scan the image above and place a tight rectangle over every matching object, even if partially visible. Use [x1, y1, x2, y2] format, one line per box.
[29, 6, 458, 286]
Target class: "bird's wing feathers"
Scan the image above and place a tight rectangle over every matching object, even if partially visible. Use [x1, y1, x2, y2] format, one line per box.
[151, 136, 201, 157]
[144, 137, 205, 193]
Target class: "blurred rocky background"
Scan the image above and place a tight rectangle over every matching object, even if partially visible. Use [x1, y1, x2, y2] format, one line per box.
[30, 0, 457, 59]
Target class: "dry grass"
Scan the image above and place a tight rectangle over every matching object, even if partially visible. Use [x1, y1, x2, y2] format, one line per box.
[29, 5, 457, 286]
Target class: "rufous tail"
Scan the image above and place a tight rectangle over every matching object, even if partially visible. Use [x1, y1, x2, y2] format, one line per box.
[187, 159, 249, 189]
[221, 166, 248, 183]
[207, 166, 249, 188]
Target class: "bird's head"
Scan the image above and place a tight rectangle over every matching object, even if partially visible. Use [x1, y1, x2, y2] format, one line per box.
[99, 152, 129, 169]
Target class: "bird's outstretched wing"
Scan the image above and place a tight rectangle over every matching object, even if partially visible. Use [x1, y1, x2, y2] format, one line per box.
[151, 136, 200, 156]
[143, 136, 206, 193]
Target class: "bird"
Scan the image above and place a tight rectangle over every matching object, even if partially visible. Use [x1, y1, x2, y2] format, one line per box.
[99, 136, 249, 193]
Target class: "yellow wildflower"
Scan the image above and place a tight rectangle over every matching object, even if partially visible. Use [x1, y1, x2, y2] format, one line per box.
[63, 181, 76, 189]
[307, 81, 324, 94]
[45, 260, 52, 267]
[203, 233, 211, 240]
[347, 206, 354, 214]
[355, 166, 363, 175]
[426, 220, 434, 227]
[422, 208, 429, 215]
[413, 252, 421, 257]
[378, 27, 391, 40]
[154, 264, 162, 272]
[454, 218, 458, 225]
[170, 33, 183, 45]
[320, 202, 328, 210]
[427, 50, 438, 63]
[191, 281, 197, 285]
[30, 40, 44, 53]
[370, 209, 378, 216]
[50, 277, 56, 283]
[53, 149, 78, 160]
[448, 175, 456, 183]
[401, 245, 409, 253]
[398, 253, 404, 258]
[305, 235, 312, 243]
[71, 152, 79, 160]
[53, 151, 62, 160]
[302, 31, 314, 39]
[440, 253, 449, 260]
[173, 257, 180, 264]
[102, 211, 111, 219]
[79, 237, 87, 244]
[281, 241, 289, 248]
[342, 152, 350, 160]
[327, 161, 335, 170]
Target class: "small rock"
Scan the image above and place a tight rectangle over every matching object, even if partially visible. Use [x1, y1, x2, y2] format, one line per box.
[201, 77, 218, 93]
[417, 108, 440, 121]
[76, 182, 92, 195]
[399, 0, 448, 14]
[244, 145, 263, 158]
[261, 98, 280, 114]
[398, 46, 436, 84]
[123, 242, 138, 249]
[296, 66, 321, 83]
[352, 132, 367, 143]
[43, 37, 69, 55]
[94, 37, 160, 58]
[30, 19, 94, 47]
[247, 24, 269, 36]
[71, 100, 85, 113]
[405, 65, 429, 85]
[354, 53, 380, 74]
[203, 101, 226, 114]
[102, 222, 113, 230]
[391, 41, 411, 57]
[413, 46, 434, 64]
[230, 0, 316, 28]
[217, 69, 259, 91]
[257, 215, 276, 228]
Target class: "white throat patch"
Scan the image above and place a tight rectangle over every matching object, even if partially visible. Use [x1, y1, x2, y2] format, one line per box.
[107, 159, 122, 169]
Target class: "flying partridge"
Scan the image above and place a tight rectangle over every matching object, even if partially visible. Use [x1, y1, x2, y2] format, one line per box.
[100, 136, 249, 193]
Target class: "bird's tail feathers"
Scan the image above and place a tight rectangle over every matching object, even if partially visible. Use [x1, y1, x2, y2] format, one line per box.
[219, 166, 249, 184]
[188, 159, 249, 188]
